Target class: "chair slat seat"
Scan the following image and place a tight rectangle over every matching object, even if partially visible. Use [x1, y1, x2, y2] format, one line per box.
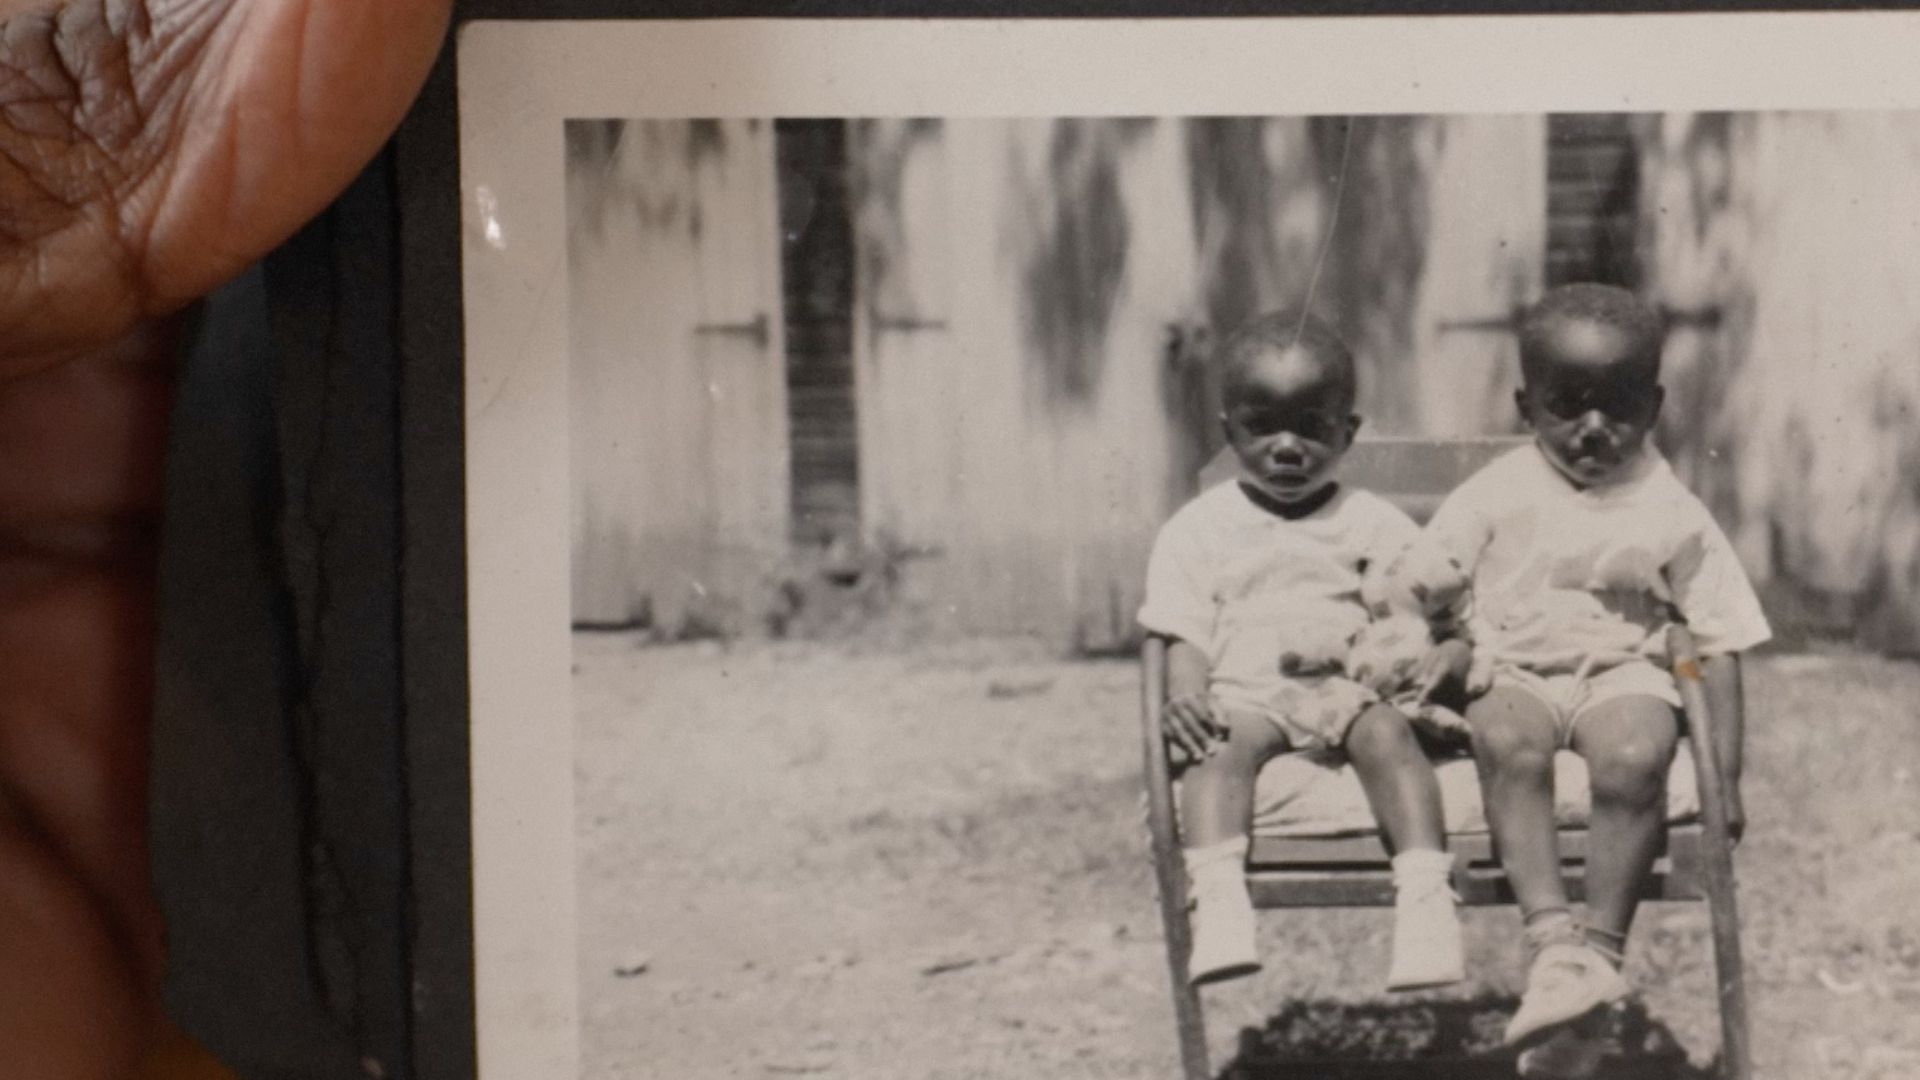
[1142, 436, 1749, 1080]
[1246, 825, 1704, 908]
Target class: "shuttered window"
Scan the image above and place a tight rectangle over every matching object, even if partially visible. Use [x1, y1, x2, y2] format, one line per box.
[776, 120, 862, 547]
[1546, 114, 1643, 288]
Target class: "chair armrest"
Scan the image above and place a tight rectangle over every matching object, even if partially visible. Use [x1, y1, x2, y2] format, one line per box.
[1669, 625, 1735, 833]
[1141, 635, 1173, 792]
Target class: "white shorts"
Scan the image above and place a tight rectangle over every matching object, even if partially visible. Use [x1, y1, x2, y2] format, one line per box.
[1222, 675, 1380, 752]
[1492, 659, 1682, 747]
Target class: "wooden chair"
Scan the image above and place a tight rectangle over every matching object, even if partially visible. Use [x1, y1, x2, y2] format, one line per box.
[1140, 437, 1751, 1080]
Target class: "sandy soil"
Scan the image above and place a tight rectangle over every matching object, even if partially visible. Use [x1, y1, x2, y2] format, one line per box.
[574, 635, 1920, 1079]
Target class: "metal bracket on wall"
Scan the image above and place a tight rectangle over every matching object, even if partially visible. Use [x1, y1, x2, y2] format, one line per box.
[693, 312, 771, 348]
[870, 314, 949, 333]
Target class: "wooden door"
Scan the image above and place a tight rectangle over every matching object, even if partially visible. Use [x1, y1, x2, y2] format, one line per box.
[567, 119, 788, 632]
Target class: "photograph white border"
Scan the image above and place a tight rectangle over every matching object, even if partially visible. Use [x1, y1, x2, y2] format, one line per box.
[457, 14, 1920, 1077]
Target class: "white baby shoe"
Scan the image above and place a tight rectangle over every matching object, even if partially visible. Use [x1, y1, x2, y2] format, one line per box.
[1184, 839, 1260, 986]
[1386, 849, 1465, 991]
[1505, 942, 1630, 1047]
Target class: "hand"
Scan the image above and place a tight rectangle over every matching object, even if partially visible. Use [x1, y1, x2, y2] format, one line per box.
[1163, 692, 1227, 765]
[1411, 639, 1473, 703]
[0, 2, 450, 1077]
[1408, 703, 1471, 744]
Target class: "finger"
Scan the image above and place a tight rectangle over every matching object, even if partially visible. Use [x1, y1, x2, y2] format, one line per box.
[0, 325, 175, 997]
[1181, 714, 1219, 757]
[141, 1017, 241, 1080]
[1181, 725, 1209, 760]
[1164, 713, 1199, 760]
[0, 321, 177, 528]
[1415, 669, 1443, 703]
[0, 556, 163, 983]
[140, 0, 454, 311]
[1196, 724, 1221, 756]
[0, 807, 147, 1079]
[0, 0, 454, 361]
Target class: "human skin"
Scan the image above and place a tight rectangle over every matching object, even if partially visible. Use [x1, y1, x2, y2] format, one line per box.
[1514, 314, 1664, 491]
[1219, 342, 1360, 508]
[0, 1, 450, 1076]
[1166, 343, 1447, 858]
[1475, 312, 1749, 947]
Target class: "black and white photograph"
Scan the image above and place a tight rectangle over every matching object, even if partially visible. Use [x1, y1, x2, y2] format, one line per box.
[460, 17, 1920, 1080]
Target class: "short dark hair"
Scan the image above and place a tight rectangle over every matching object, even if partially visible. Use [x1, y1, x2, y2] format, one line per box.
[1519, 284, 1665, 379]
[1217, 309, 1357, 407]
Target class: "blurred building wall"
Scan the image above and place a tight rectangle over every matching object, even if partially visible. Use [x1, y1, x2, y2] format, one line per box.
[565, 113, 1920, 656]
[566, 120, 791, 630]
[852, 118, 1200, 649]
[1643, 112, 1920, 652]
[567, 115, 1544, 646]
[848, 116, 1541, 649]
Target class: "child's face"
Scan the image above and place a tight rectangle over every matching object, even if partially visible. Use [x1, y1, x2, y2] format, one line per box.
[1516, 317, 1664, 488]
[1220, 346, 1359, 506]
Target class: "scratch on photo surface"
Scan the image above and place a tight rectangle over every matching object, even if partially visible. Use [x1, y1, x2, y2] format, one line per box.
[474, 248, 567, 423]
[1292, 115, 1358, 348]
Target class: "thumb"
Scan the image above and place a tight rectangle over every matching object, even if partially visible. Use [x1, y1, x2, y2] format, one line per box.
[0, 0, 453, 362]
[1415, 668, 1442, 703]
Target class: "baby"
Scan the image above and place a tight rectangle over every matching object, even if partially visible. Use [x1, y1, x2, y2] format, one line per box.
[1138, 311, 1466, 991]
[1426, 285, 1771, 1072]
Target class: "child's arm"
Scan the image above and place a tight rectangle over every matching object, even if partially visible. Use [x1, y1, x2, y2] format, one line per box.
[1662, 506, 1766, 844]
[1162, 636, 1225, 763]
[1701, 652, 1747, 842]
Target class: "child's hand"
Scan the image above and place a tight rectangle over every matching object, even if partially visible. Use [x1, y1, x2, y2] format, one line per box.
[1409, 703, 1471, 743]
[1163, 692, 1227, 763]
[1465, 651, 1495, 696]
[1412, 639, 1474, 703]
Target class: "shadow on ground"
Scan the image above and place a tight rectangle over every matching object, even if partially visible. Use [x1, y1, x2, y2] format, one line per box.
[1217, 996, 1717, 1079]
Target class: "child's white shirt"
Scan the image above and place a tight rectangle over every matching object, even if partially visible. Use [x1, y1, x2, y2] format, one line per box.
[1427, 441, 1771, 670]
[1138, 481, 1420, 713]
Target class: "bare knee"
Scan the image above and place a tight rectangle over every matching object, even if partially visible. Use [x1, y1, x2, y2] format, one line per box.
[1585, 733, 1675, 807]
[1206, 712, 1288, 771]
[1469, 696, 1558, 779]
[1573, 697, 1678, 809]
[1345, 706, 1418, 767]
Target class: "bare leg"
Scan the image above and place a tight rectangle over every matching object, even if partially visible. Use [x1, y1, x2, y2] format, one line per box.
[1177, 710, 1291, 848]
[1467, 687, 1569, 919]
[1351, 704, 1465, 990]
[1177, 709, 1290, 984]
[1569, 696, 1679, 943]
[1346, 704, 1446, 855]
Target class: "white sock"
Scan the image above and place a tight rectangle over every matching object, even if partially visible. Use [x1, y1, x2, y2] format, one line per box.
[1385, 847, 1464, 990]
[1184, 835, 1250, 896]
[1390, 847, 1455, 885]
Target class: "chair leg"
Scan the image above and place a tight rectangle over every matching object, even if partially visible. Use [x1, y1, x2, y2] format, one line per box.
[1142, 637, 1210, 1079]
[1703, 860, 1753, 1080]
[1150, 853, 1211, 1080]
[1669, 628, 1753, 1080]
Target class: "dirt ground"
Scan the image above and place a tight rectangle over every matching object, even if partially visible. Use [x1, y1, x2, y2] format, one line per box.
[573, 634, 1920, 1080]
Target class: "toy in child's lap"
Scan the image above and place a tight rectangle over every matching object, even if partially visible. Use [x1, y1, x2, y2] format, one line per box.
[1277, 540, 1484, 740]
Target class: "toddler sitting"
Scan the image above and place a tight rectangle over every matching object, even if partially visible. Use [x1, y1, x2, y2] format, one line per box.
[1140, 311, 1466, 991]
